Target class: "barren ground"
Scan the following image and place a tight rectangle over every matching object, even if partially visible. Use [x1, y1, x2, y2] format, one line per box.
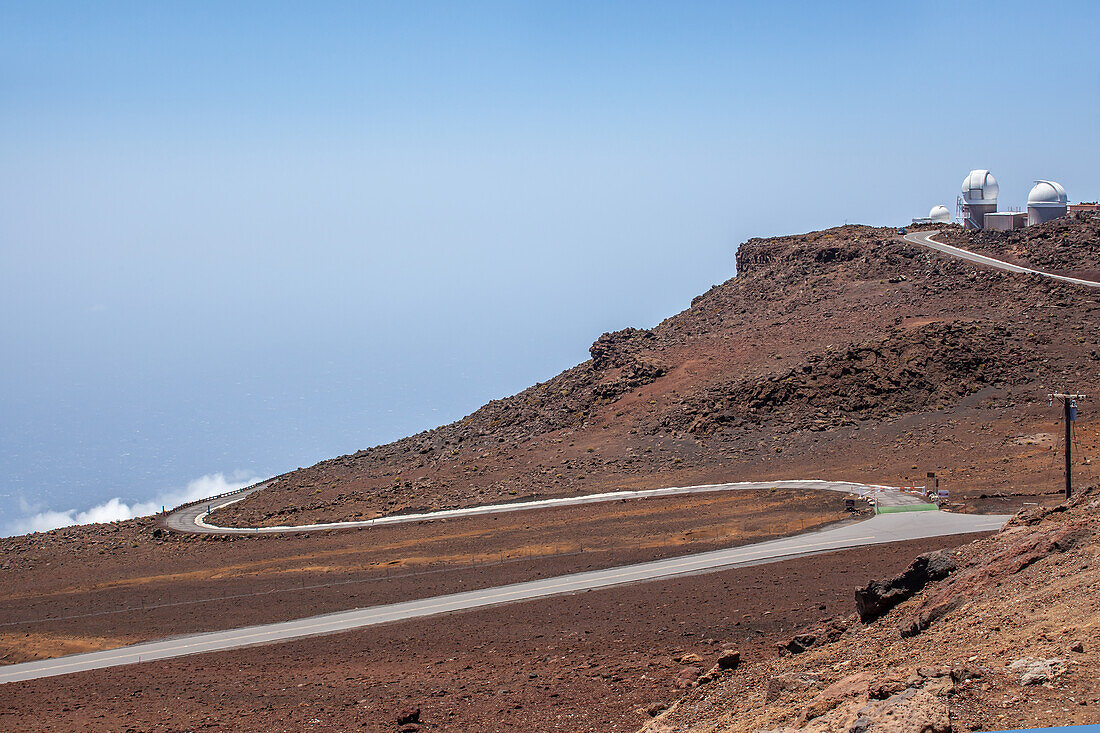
[931, 215, 1100, 282]
[0, 534, 985, 733]
[207, 222, 1099, 530]
[0, 489, 855, 665]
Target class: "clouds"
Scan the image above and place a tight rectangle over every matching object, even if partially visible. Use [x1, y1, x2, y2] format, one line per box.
[4, 471, 259, 537]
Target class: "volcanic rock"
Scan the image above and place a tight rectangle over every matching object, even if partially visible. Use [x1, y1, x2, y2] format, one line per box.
[778, 619, 848, 654]
[395, 706, 420, 725]
[1008, 657, 1065, 686]
[855, 550, 956, 623]
[716, 650, 741, 669]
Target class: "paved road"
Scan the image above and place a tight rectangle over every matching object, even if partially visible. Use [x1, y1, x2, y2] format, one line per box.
[1, 506, 1008, 684]
[167, 479, 920, 534]
[902, 230, 1100, 289]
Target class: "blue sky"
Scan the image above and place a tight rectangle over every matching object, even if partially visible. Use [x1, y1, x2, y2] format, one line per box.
[2, 1, 1098, 533]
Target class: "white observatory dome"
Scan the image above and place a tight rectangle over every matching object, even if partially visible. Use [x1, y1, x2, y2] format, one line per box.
[961, 169, 999, 204]
[929, 205, 951, 223]
[1027, 180, 1068, 207]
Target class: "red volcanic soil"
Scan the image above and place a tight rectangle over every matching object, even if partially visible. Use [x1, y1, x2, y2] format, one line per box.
[646, 486, 1100, 733]
[0, 534, 986, 733]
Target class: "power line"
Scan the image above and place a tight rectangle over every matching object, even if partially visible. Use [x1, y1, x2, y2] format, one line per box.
[1070, 419, 1097, 487]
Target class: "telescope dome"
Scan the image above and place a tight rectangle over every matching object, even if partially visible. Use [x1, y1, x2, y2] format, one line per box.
[1027, 180, 1068, 207]
[961, 169, 998, 204]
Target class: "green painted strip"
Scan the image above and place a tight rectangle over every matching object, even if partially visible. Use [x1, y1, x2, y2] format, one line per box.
[876, 503, 939, 514]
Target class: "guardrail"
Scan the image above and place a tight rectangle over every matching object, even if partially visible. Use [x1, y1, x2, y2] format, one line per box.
[160, 478, 271, 516]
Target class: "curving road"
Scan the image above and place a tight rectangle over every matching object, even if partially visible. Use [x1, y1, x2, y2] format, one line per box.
[902, 229, 1100, 289]
[3, 482, 1010, 684]
[168, 479, 918, 534]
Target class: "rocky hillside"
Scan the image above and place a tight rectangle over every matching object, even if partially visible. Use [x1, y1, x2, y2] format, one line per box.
[639, 484, 1100, 733]
[209, 219, 1099, 528]
[935, 213, 1100, 281]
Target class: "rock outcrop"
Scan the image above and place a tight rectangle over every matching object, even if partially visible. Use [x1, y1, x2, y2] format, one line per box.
[855, 550, 956, 623]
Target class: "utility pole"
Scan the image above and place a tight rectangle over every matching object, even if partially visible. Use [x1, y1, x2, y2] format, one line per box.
[1049, 393, 1086, 499]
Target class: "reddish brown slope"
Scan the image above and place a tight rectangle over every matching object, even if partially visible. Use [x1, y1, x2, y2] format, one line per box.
[214, 221, 1100, 528]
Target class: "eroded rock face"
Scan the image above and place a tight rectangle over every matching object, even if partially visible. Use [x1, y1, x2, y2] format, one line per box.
[672, 321, 1029, 436]
[900, 521, 1094, 637]
[855, 550, 956, 623]
[589, 328, 658, 371]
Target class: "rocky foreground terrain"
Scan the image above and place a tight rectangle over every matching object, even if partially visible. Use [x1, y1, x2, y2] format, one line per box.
[640, 484, 1100, 733]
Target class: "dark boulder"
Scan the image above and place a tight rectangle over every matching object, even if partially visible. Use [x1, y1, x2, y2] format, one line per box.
[855, 550, 956, 623]
[716, 650, 741, 670]
[589, 328, 657, 370]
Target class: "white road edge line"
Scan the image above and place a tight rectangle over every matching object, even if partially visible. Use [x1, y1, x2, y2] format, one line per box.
[901, 230, 1100, 289]
[180, 479, 900, 534]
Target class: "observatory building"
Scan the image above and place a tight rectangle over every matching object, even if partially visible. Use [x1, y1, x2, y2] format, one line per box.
[1027, 180, 1068, 225]
[959, 169, 999, 230]
[984, 211, 1027, 232]
[910, 204, 953, 225]
[916, 170, 1081, 229]
[929, 205, 951, 223]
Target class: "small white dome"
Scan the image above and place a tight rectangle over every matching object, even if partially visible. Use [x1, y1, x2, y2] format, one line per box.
[961, 169, 999, 203]
[929, 205, 951, 223]
[1027, 180, 1068, 206]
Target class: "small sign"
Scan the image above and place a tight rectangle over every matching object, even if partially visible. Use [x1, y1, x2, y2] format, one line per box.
[937, 489, 949, 498]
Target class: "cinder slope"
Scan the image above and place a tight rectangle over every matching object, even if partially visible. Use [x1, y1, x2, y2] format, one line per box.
[213, 221, 1099, 527]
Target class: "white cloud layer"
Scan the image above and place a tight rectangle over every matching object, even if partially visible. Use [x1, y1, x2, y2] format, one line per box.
[5, 472, 260, 536]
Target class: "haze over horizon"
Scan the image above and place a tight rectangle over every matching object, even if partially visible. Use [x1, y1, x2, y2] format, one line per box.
[2, 1, 1098, 536]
